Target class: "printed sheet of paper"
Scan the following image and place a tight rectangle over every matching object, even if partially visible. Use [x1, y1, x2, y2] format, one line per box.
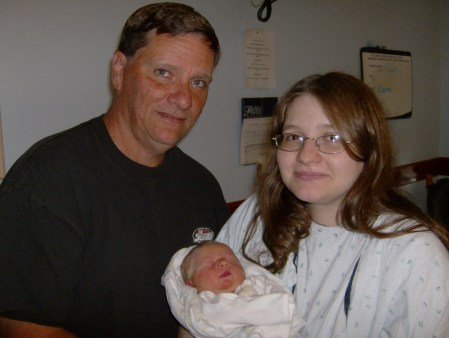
[240, 116, 273, 165]
[243, 29, 275, 89]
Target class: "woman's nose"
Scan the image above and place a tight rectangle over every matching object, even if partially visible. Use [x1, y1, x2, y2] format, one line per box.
[296, 138, 321, 163]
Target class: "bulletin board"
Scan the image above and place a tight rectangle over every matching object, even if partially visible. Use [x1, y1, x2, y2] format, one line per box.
[360, 47, 412, 119]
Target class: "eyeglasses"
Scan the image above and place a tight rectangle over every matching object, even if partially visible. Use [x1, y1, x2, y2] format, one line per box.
[272, 133, 351, 154]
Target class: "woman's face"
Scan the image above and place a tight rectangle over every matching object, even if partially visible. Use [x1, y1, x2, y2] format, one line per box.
[276, 94, 364, 223]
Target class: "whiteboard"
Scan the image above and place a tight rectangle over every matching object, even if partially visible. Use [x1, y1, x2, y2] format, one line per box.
[360, 47, 412, 119]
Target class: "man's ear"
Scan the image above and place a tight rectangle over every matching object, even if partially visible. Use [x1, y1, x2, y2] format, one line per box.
[111, 51, 127, 91]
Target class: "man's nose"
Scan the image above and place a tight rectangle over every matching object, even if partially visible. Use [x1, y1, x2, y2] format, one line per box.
[168, 82, 193, 110]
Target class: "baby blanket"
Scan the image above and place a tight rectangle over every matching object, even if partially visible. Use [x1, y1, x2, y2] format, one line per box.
[161, 245, 303, 338]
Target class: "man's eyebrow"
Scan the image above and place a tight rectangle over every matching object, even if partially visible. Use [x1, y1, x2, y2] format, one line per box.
[195, 73, 213, 83]
[150, 62, 213, 81]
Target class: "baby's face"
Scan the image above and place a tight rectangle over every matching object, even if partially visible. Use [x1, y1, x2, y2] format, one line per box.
[188, 243, 246, 294]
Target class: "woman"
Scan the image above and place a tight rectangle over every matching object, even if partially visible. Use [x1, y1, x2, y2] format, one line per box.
[217, 72, 449, 337]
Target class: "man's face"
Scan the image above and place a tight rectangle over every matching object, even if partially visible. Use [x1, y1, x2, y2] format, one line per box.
[111, 32, 215, 160]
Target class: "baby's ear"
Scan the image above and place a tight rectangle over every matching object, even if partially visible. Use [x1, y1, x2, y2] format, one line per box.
[185, 280, 194, 287]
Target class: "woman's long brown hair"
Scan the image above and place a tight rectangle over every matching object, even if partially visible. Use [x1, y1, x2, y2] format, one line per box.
[243, 72, 449, 273]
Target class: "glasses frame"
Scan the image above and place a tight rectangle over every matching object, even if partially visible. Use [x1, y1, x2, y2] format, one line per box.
[272, 133, 352, 154]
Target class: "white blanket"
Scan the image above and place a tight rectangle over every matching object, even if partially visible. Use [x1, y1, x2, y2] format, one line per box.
[162, 245, 303, 338]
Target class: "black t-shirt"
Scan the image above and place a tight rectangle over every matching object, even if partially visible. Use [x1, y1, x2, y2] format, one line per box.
[0, 116, 230, 337]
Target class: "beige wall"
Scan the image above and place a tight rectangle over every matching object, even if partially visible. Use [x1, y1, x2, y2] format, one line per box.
[0, 0, 445, 201]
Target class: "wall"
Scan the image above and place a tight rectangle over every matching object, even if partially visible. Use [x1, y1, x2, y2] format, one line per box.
[440, 0, 449, 156]
[0, 0, 445, 202]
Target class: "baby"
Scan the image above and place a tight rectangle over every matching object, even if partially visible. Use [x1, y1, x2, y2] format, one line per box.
[162, 240, 304, 338]
[181, 240, 247, 294]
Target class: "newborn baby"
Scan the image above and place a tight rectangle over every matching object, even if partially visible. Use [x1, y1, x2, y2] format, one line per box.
[162, 240, 303, 337]
[181, 241, 248, 294]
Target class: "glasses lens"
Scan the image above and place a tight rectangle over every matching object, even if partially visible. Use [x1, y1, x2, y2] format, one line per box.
[275, 133, 349, 153]
[317, 135, 344, 154]
[276, 133, 303, 151]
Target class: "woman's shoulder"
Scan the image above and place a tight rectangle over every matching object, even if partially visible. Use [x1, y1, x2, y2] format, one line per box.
[217, 194, 258, 240]
[367, 213, 449, 270]
[216, 194, 267, 258]
[230, 194, 259, 217]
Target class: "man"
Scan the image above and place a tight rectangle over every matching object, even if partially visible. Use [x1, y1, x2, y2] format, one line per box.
[0, 3, 229, 337]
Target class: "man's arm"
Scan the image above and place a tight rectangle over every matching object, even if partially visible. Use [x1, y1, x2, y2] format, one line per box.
[178, 325, 194, 338]
[0, 317, 77, 338]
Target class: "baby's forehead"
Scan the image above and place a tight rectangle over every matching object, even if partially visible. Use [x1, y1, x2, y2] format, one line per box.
[205, 241, 228, 249]
[197, 242, 232, 252]
[196, 242, 231, 255]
